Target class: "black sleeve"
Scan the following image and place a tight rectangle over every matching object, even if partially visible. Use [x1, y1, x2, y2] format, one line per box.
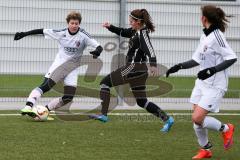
[214, 58, 237, 72]
[107, 25, 133, 38]
[179, 59, 199, 69]
[25, 29, 44, 36]
[139, 29, 157, 67]
[14, 29, 44, 40]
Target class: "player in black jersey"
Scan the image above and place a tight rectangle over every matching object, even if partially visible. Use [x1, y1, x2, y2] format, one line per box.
[90, 9, 174, 132]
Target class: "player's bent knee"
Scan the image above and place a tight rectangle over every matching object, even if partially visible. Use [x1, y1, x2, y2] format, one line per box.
[62, 95, 74, 104]
[100, 74, 112, 88]
[136, 98, 148, 108]
[39, 78, 56, 93]
[192, 115, 203, 125]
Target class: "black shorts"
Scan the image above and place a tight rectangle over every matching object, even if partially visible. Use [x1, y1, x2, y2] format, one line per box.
[110, 63, 148, 89]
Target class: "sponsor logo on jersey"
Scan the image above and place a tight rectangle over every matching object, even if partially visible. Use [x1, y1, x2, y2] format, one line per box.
[64, 47, 80, 55]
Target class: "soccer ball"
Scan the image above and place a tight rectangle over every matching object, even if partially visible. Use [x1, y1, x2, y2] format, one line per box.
[32, 105, 49, 121]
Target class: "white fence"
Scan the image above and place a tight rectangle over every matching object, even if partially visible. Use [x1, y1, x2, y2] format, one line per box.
[0, 0, 239, 76]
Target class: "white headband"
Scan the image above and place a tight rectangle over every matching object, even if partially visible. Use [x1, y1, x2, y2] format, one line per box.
[129, 14, 143, 20]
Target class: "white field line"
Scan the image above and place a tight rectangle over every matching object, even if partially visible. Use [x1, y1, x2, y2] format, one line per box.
[0, 113, 240, 116]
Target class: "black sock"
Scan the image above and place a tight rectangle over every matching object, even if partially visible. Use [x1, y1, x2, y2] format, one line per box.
[219, 124, 225, 132]
[45, 105, 51, 111]
[202, 142, 213, 150]
[26, 102, 33, 107]
[100, 88, 110, 116]
[146, 102, 169, 121]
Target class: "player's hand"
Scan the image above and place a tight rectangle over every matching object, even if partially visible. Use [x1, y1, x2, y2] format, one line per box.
[197, 67, 216, 80]
[14, 32, 26, 40]
[166, 64, 182, 77]
[102, 22, 111, 28]
[90, 46, 103, 59]
[148, 66, 158, 77]
[90, 51, 99, 59]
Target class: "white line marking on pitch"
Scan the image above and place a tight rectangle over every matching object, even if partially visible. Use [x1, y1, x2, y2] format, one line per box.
[109, 113, 240, 116]
[0, 113, 239, 116]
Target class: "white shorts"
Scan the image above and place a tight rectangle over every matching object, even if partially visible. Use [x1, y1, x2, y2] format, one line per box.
[190, 80, 225, 113]
[45, 54, 79, 87]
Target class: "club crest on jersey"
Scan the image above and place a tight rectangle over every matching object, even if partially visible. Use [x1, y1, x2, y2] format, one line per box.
[203, 45, 208, 52]
[75, 41, 80, 47]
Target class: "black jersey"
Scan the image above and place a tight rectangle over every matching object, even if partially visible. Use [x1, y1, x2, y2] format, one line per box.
[108, 25, 157, 66]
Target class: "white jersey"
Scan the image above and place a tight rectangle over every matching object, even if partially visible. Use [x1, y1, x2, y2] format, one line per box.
[192, 29, 237, 91]
[43, 28, 99, 60]
[43, 28, 100, 86]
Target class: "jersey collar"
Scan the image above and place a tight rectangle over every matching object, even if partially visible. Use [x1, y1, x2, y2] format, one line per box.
[203, 25, 219, 36]
[68, 27, 80, 36]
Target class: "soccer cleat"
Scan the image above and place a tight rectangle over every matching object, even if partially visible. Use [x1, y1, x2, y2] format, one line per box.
[89, 114, 109, 123]
[192, 149, 212, 159]
[160, 116, 174, 132]
[222, 123, 234, 150]
[20, 106, 32, 115]
[20, 106, 37, 117]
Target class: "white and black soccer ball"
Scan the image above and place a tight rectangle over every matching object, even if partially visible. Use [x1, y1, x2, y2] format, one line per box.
[32, 105, 49, 121]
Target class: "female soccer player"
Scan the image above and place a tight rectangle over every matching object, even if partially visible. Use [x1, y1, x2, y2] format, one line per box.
[90, 9, 174, 132]
[14, 11, 103, 119]
[166, 5, 237, 159]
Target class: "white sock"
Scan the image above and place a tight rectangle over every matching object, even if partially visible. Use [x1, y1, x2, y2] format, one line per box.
[202, 116, 221, 131]
[47, 98, 63, 110]
[24, 105, 32, 110]
[193, 123, 209, 147]
[26, 88, 43, 106]
[223, 124, 229, 132]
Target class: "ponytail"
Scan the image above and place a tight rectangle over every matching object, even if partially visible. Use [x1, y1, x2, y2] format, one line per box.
[130, 9, 155, 32]
[201, 5, 232, 32]
[141, 9, 155, 32]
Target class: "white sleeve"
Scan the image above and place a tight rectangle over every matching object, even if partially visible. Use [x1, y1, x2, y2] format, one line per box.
[215, 37, 237, 60]
[43, 29, 62, 41]
[192, 43, 202, 64]
[192, 35, 205, 64]
[85, 36, 100, 48]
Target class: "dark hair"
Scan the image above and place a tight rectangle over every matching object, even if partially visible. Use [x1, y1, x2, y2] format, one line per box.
[201, 5, 231, 32]
[66, 11, 82, 24]
[130, 9, 155, 32]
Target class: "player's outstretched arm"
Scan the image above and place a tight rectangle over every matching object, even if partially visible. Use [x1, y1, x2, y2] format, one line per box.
[197, 58, 237, 80]
[166, 59, 199, 77]
[14, 29, 43, 40]
[102, 21, 132, 38]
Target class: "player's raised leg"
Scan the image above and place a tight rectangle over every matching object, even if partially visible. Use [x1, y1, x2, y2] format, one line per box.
[135, 97, 174, 132]
[131, 83, 174, 132]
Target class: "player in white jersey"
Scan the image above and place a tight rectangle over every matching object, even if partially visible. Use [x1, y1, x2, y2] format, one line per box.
[14, 11, 103, 119]
[166, 5, 237, 159]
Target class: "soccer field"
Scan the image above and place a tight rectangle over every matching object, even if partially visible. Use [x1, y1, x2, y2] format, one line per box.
[0, 75, 239, 98]
[0, 111, 239, 160]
